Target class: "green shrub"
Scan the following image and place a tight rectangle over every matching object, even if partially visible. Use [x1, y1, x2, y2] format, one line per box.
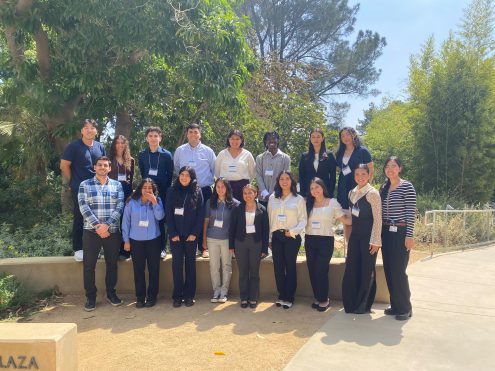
[0, 273, 36, 318]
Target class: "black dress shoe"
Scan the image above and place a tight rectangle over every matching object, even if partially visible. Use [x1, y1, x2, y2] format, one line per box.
[249, 301, 257, 309]
[317, 302, 330, 312]
[240, 301, 248, 308]
[173, 300, 182, 308]
[145, 299, 156, 308]
[311, 302, 319, 309]
[384, 307, 396, 315]
[185, 299, 195, 307]
[136, 300, 145, 309]
[395, 310, 412, 321]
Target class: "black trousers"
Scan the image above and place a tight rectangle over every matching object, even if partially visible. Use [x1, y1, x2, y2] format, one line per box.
[381, 226, 412, 314]
[342, 233, 377, 313]
[305, 235, 334, 303]
[130, 237, 161, 301]
[71, 188, 84, 252]
[235, 235, 262, 301]
[170, 237, 197, 301]
[197, 185, 212, 253]
[271, 231, 301, 303]
[82, 230, 121, 299]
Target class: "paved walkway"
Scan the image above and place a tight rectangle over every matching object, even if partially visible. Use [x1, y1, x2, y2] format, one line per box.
[285, 245, 495, 371]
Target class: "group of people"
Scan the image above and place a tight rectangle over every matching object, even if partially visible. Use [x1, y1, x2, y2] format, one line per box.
[60, 119, 416, 321]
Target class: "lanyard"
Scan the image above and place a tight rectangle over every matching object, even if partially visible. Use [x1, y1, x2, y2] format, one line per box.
[215, 202, 225, 222]
[148, 151, 161, 170]
[117, 161, 126, 175]
[139, 203, 149, 221]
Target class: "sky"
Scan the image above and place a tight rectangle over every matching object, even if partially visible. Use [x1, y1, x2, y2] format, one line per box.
[342, 0, 470, 127]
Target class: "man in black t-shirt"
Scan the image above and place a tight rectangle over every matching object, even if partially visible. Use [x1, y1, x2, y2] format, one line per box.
[60, 119, 106, 261]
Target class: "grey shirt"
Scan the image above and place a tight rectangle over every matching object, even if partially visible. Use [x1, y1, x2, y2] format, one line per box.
[205, 199, 240, 240]
[255, 149, 291, 202]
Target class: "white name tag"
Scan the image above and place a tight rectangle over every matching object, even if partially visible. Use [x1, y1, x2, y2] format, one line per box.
[246, 225, 256, 234]
[175, 208, 184, 215]
[351, 206, 360, 217]
[214, 219, 224, 228]
[389, 225, 398, 232]
[311, 221, 321, 229]
[148, 169, 158, 176]
[265, 169, 274, 176]
[118, 174, 126, 181]
[277, 214, 287, 222]
[188, 161, 196, 167]
[342, 166, 351, 176]
[139, 220, 149, 227]
[228, 165, 237, 173]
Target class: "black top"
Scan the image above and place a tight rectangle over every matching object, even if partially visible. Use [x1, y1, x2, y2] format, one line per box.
[229, 202, 269, 254]
[138, 147, 173, 200]
[62, 139, 106, 189]
[165, 186, 204, 238]
[298, 151, 336, 197]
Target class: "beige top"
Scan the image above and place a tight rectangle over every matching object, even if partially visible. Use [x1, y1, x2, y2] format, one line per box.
[268, 193, 307, 242]
[306, 198, 344, 236]
[215, 148, 255, 181]
[349, 184, 382, 246]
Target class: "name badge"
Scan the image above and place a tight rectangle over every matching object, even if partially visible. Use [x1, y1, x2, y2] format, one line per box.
[311, 221, 321, 229]
[228, 164, 237, 173]
[214, 219, 224, 228]
[118, 174, 126, 181]
[148, 169, 158, 176]
[277, 214, 287, 222]
[139, 220, 149, 227]
[246, 225, 256, 234]
[175, 208, 184, 215]
[265, 169, 274, 176]
[351, 206, 360, 217]
[188, 161, 196, 167]
[389, 225, 398, 233]
[342, 166, 351, 176]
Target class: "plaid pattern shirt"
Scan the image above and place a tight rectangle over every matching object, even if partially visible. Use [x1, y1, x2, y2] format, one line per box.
[78, 176, 124, 233]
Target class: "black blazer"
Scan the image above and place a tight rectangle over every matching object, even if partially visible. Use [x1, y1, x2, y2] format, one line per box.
[298, 150, 336, 198]
[229, 202, 269, 254]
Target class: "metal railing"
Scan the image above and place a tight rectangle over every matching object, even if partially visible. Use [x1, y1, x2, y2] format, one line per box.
[423, 209, 495, 256]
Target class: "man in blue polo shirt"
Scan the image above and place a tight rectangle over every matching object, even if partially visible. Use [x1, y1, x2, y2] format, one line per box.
[173, 122, 216, 257]
[138, 126, 173, 256]
[60, 119, 106, 261]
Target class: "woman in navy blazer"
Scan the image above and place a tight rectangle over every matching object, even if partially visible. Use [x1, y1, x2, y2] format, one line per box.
[298, 128, 336, 198]
[229, 184, 269, 308]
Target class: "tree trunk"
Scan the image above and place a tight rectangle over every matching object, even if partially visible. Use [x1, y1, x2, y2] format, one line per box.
[115, 109, 132, 139]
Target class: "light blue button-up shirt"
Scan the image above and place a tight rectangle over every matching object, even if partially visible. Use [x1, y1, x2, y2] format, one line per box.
[122, 198, 165, 242]
[173, 142, 216, 187]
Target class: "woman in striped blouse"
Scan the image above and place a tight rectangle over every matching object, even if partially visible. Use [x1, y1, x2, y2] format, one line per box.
[380, 156, 416, 321]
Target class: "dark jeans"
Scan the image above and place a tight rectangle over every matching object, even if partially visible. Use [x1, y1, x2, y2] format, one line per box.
[342, 232, 377, 313]
[229, 179, 250, 204]
[197, 185, 212, 254]
[118, 182, 133, 258]
[83, 230, 121, 299]
[130, 237, 161, 301]
[271, 231, 301, 303]
[305, 235, 334, 303]
[170, 237, 197, 301]
[71, 188, 84, 252]
[382, 226, 412, 314]
[235, 235, 262, 302]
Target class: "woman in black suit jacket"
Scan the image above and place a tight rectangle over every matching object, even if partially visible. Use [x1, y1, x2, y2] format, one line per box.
[298, 128, 336, 198]
[229, 184, 269, 308]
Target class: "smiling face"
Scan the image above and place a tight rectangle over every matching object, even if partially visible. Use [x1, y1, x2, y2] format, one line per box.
[266, 135, 279, 151]
[215, 180, 227, 199]
[146, 131, 162, 148]
[384, 159, 402, 180]
[94, 159, 111, 177]
[340, 129, 353, 146]
[187, 128, 201, 146]
[243, 187, 257, 203]
[141, 181, 154, 197]
[278, 173, 292, 191]
[81, 123, 97, 141]
[115, 138, 126, 156]
[354, 167, 370, 188]
[310, 181, 324, 199]
[179, 170, 191, 187]
[228, 134, 242, 149]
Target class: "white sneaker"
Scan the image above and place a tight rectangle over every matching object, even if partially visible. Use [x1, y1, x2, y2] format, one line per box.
[218, 296, 228, 303]
[282, 301, 293, 309]
[202, 250, 209, 258]
[210, 296, 219, 303]
[160, 250, 167, 260]
[275, 299, 284, 307]
[74, 250, 83, 262]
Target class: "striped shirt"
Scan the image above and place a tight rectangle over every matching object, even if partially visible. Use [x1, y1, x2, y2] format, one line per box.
[78, 176, 125, 233]
[381, 180, 417, 237]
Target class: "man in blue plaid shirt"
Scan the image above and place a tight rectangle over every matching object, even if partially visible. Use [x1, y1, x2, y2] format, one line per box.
[78, 156, 125, 311]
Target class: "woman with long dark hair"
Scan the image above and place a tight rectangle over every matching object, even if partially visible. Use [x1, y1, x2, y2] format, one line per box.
[203, 178, 240, 303]
[342, 164, 382, 314]
[268, 171, 307, 309]
[380, 156, 416, 321]
[215, 129, 256, 202]
[305, 178, 351, 312]
[122, 178, 164, 308]
[229, 184, 269, 308]
[298, 128, 336, 199]
[165, 166, 204, 307]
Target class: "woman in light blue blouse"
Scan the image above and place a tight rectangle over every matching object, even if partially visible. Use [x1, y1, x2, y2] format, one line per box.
[122, 178, 165, 308]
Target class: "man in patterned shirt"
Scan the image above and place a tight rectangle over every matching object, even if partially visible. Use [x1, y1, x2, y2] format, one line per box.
[78, 156, 125, 311]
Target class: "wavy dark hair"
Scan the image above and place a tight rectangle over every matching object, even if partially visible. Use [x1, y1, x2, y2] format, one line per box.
[210, 178, 236, 209]
[226, 129, 245, 148]
[129, 178, 159, 203]
[306, 177, 330, 214]
[379, 156, 403, 200]
[307, 128, 328, 160]
[274, 170, 298, 198]
[172, 166, 200, 207]
[336, 127, 362, 159]
[109, 135, 132, 171]
[263, 131, 280, 149]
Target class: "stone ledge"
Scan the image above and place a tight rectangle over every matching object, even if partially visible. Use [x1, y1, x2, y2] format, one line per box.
[0, 256, 389, 303]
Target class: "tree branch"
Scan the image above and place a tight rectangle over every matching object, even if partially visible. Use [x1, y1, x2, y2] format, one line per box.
[14, 0, 33, 16]
[4, 25, 25, 65]
[35, 26, 50, 80]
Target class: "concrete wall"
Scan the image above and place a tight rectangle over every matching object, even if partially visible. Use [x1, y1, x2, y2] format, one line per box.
[0, 256, 390, 303]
